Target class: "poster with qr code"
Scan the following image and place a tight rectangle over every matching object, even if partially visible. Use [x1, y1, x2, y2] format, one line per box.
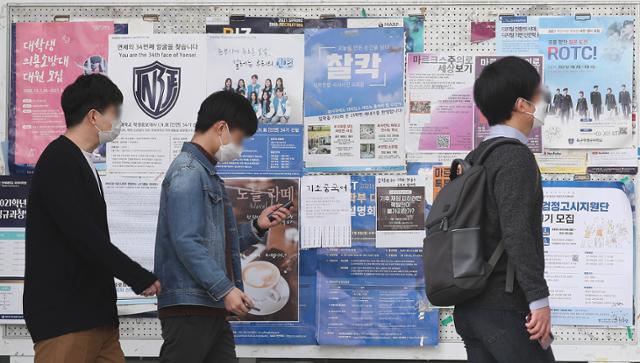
[405, 53, 475, 153]
[303, 27, 406, 172]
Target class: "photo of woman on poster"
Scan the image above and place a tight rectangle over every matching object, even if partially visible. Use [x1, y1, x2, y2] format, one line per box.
[260, 90, 274, 123]
[250, 91, 261, 118]
[236, 78, 246, 96]
[263, 78, 273, 97]
[223, 77, 234, 92]
[275, 77, 285, 95]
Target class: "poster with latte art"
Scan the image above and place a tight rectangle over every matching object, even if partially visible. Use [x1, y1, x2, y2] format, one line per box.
[224, 178, 300, 323]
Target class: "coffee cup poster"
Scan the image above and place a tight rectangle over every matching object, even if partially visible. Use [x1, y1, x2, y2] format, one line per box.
[497, 16, 634, 149]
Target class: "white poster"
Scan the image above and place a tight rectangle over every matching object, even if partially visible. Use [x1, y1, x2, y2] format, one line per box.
[107, 34, 207, 176]
[543, 181, 633, 326]
[375, 175, 426, 248]
[0, 281, 23, 324]
[300, 175, 351, 248]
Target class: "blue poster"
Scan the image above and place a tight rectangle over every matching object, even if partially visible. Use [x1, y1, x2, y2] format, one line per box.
[497, 16, 634, 149]
[350, 175, 376, 245]
[304, 27, 406, 172]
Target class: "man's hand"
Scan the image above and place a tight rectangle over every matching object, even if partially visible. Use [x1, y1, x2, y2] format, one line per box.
[224, 287, 255, 317]
[257, 204, 291, 230]
[141, 280, 161, 297]
[526, 306, 551, 341]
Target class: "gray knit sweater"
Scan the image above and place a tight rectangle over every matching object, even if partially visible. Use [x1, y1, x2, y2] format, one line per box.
[458, 139, 550, 311]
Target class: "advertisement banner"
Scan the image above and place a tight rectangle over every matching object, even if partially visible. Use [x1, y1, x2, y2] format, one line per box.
[304, 27, 405, 172]
[497, 16, 634, 149]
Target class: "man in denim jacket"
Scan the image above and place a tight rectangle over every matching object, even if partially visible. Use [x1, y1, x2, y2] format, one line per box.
[154, 91, 289, 362]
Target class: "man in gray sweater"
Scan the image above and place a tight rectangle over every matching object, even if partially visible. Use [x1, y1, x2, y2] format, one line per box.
[453, 56, 554, 362]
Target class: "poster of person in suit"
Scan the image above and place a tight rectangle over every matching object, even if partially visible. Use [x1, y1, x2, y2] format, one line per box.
[497, 16, 634, 148]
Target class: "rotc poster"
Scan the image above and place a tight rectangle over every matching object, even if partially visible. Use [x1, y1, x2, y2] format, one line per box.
[543, 181, 634, 326]
[107, 34, 207, 176]
[0, 176, 30, 324]
[406, 53, 474, 153]
[497, 16, 634, 149]
[207, 34, 305, 177]
[474, 55, 543, 152]
[304, 27, 406, 172]
[10, 21, 114, 174]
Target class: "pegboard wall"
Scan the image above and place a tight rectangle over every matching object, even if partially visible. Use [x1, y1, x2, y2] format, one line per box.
[3, 2, 640, 361]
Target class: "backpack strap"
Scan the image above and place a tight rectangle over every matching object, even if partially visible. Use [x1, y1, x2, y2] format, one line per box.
[485, 241, 516, 294]
[475, 137, 524, 165]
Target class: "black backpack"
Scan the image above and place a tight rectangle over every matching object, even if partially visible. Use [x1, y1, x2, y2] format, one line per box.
[423, 137, 518, 306]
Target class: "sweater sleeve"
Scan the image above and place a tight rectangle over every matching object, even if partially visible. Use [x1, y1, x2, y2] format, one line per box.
[492, 146, 550, 303]
[37, 153, 157, 294]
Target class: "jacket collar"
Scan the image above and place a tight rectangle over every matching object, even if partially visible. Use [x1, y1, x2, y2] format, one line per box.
[181, 142, 217, 175]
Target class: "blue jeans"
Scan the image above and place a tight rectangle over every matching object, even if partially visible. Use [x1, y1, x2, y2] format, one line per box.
[453, 306, 555, 363]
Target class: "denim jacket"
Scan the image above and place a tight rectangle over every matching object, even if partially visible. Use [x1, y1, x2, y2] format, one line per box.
[154, 142, 265, 309]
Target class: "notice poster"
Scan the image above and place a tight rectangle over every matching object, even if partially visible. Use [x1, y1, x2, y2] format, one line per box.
[587, 149, 638, 174]
[474, 55, 543, 152]
[350, 175, 376, 245]
[206, 16, 304, 34]
[0, 176, 30, 324]
[304, 27, 405, 172]
[536, 150, 588, 174]
[497, 16, 634, 149]
[406, 53, 474, 153]
[543, 181, 634, 326]
[207, 34, 304, 177]
[10, 22, 114, 174]
[375, 175, 426, 248]
[300, 176, 352, 248]
[224, 179, 299, 322]
[107, 34, 207, 176]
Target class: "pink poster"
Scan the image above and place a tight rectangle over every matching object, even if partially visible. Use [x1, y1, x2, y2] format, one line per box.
[13, 22, 113, 167]
[405, 53, 475, 153]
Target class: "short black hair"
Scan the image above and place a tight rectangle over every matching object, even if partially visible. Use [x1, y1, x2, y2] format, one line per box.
[60, 74, 123, 128]
[563, 88, 568, 91]
[473, 56, 540, 126]
[251, 74, 258, 80]
[195, 91, 258, 136]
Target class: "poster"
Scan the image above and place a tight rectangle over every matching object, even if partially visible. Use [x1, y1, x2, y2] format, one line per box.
[103, 177, 161, 302]
[224, 178, 299, 322]
[10, 21, 114, 174]
[536, 150, 588, 174]
[406, 53, 474, 153]
[587, 149, 638, 174]
[0, 176, 30, 324]
[207, 34, 304, 177]
[301, 176, 351, 248]
[471, 21, 496, 43]
[316, 173, 438, 346]
[543, 181, 634, 326]
[206, 16, 304, 34]
[474, 55, 543, 152]
[375, 175, 426, 248]
[304, 27, 405, 172]
[107, 34, 207, 176]
[497, 16, 634, 149]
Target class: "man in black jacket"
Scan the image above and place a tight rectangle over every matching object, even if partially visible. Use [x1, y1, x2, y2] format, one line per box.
[454, 56, 554, 363]
[24, 74, 160, 363]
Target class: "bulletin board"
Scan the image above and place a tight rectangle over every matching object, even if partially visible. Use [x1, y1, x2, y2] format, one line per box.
[2, 1, 640, 362]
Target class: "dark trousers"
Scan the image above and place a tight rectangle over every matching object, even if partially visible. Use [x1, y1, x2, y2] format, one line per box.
[159, 316, 237, 363]
[453, 306, 555, 363]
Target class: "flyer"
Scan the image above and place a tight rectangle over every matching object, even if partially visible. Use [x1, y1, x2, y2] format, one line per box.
[406, 53, 474, 153]
[316, 246, 438, 346]
[543, 181, 634, 326]
[107, 34, 207, 176]
[0, 176, 30, 324]
[304, 27, 406, 172]
[300, 176, 352, 248]
[350, 175, 376, 245]
[207, 34, 304, 177]
[375, 175, 426, 248]
[471, 21, 496, 43]
[10, 21, 114, 174]
[587, 149, 638, 174]
[536, 150, 588, 174]
[497, 16, 634, 149]
[474, 55, 543, 152]
[206, 16, 304, 34]
[224, 178, 299, 323]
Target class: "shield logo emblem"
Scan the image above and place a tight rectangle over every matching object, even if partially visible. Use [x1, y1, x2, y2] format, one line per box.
[133, 61, 181, 119]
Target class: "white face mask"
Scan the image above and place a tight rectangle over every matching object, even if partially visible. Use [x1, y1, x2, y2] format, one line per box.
[214, 124, 243, 163]
[94, 112, 122, 144]
[519, 98, 548, 129]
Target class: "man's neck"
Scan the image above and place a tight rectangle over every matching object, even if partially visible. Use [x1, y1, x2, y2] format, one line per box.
[502, 118, 531, 137]
[64, 127, 99, 153]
